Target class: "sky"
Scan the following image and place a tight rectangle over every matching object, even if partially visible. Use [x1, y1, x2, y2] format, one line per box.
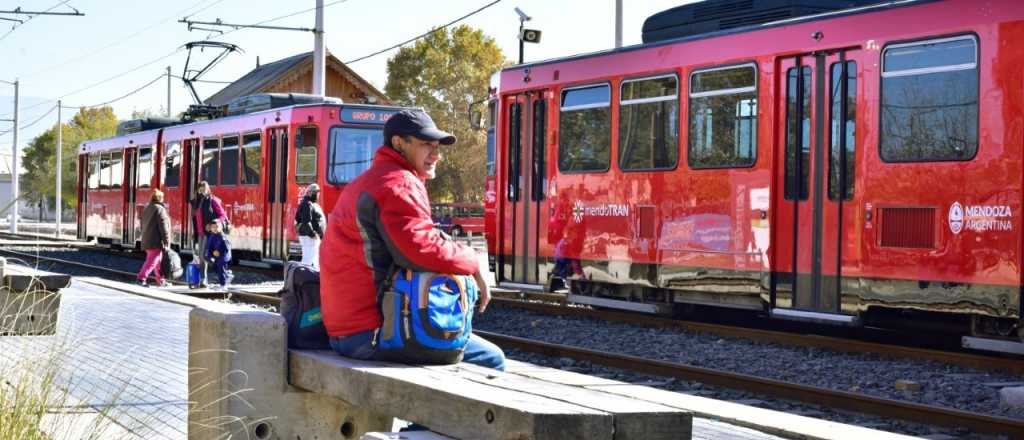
[0, 0, 693, 155]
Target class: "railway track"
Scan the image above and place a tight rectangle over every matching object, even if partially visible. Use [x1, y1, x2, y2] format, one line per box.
[0, 247, 280, 307]
[4, 241, 1023, 437]
[477, 331, 1024, 438]
[487, 293, 1024, 376]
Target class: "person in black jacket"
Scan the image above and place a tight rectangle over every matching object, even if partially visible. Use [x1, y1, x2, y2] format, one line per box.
[295, 184, 325, 268]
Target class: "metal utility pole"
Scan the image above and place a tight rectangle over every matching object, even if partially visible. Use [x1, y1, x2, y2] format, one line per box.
[312, 0, 326, 96]
[515, 7, 532, 64]
[55, 100, 61, 237]
[10, 80, 18, 234]
[166, 66, 172, 117]
[615, 0, 623, 48]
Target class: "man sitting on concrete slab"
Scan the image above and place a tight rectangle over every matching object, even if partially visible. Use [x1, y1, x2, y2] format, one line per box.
[320, 109, 505, 371]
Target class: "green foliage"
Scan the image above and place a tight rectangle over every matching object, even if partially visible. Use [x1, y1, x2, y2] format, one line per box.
[384, 25, 507, 202]
[21, 107, 117, 212]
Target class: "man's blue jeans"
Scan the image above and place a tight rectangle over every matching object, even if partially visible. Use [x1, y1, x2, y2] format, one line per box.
[330, 330, 506, 371]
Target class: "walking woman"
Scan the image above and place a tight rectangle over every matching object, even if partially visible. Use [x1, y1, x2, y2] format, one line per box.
[138, 190, 172, 287]
[295, 183, 325, 268]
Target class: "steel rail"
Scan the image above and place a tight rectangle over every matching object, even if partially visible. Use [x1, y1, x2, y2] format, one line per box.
[3, 245, 1016, 436]
[477, 330, 1024, 438]
[489, 296, 1024, 375]
[4, 237, 1016, 376]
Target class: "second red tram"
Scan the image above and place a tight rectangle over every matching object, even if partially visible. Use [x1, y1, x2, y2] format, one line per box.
[77, 97, 405, 263]
[488, 0, 1024, 350]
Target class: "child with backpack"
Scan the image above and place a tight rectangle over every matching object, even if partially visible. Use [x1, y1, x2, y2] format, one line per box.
[204, 220, 233, 289]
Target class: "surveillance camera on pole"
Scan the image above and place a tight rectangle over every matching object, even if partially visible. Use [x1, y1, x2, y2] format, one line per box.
[514, 7, 531, 22]
[515, 7, 540, 64]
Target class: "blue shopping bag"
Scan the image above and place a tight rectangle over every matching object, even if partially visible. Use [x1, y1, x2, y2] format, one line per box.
[186, 262, 202, 288]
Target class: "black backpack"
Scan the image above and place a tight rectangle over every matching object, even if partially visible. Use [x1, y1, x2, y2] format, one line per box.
[279, 262, 330, 349]
[160, 249, 183, 280]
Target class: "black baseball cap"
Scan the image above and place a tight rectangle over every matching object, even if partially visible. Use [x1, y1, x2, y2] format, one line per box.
[384, 109, 456, 146]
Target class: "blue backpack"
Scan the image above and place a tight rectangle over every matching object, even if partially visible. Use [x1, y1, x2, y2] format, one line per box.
[375, 269, 478, 364]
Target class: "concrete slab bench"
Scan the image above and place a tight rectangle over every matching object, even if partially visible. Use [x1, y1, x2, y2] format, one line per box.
[289, 349, 691, 440]
[187, 302, 691, 440]
[0, 259, 68, 335]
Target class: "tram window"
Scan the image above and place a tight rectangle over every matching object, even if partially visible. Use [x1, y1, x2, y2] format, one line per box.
[220, 135, 239, 186]
[507, 102, 521, 201]
[880, 36, 977, 162]
[829, 61, 857, 200]
[164, 141, 181, 187]
[241, 133, 261, 185]
[559, 84, 611, 172]
[138, 146, 154, 188]
[99, 153, 110, 189]
[532, 98, 547, 201]
[688, 64, 757, 169]
[486, 101, 496, 177]
[110, 152, 123, 189]
[784, 66, 811, 201]
[296, 126, 318, 184]
[88, 154, 100, 190]
[202, 138, 220, 185]
[327, 126, 383, 184]
[619, 75, 679, 171]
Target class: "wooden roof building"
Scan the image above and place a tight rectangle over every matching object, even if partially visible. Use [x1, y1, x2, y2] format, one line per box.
[205, 51, 389, 106]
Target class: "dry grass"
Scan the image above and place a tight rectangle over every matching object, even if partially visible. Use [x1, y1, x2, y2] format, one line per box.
[0, 260, 126, 440]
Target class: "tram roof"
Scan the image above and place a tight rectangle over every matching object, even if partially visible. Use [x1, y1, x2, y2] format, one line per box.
[78, 102, 405, 155]
[500, 0, 925, 75]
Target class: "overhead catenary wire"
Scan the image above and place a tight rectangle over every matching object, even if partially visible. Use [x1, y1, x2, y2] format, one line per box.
[171, 75, 233, 84]
[64, 73, 168, 109]
[0, 0, 355, 120]
[0, 1, 73, 43]
[23, 0, 227, 78]
[0, 46, 184, 120]
[0, 70, 167, 139]
[345, 0, 503, 65]
[0, 104, 57, 138]
[198, 0, 351, 41]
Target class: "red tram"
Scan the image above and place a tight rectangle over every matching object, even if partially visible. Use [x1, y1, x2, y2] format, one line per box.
[77, 95, 407, 263]
[487, 0, 1024, 351]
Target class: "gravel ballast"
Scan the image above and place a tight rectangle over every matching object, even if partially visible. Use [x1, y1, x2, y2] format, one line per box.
[475, 304, 1024, 439]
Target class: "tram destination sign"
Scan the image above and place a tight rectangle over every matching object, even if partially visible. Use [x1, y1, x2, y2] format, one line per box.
[340, 108, 396, 125]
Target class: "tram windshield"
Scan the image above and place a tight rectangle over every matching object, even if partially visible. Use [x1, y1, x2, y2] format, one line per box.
[328, 126, 384, 184]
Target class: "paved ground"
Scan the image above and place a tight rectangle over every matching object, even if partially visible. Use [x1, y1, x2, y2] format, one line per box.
[0, 279, 188, 440]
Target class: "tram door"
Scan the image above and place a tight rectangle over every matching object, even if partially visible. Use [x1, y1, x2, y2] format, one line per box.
[265, 127, 289, 261]
[122, 148, 138, 245]
[77, 156, 88, 240]
[772, 50, 861, 324]
[183, 139, 202, 249]
[501, 91, 547, 288]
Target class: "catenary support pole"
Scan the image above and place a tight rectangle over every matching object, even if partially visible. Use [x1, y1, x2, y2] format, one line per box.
[615, 0, 623, 48]
[312, 0, 325, 96]
[167, 66, 172, 117]
[10, 79, 18, 234]
[55, 101, 61, 238]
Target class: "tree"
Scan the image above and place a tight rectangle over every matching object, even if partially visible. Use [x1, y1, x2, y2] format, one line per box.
[385, 25, 506, 202]
[21, 107, 117, 216]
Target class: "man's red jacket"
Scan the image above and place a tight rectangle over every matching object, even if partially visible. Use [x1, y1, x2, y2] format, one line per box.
[320, 146, 480, 337]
